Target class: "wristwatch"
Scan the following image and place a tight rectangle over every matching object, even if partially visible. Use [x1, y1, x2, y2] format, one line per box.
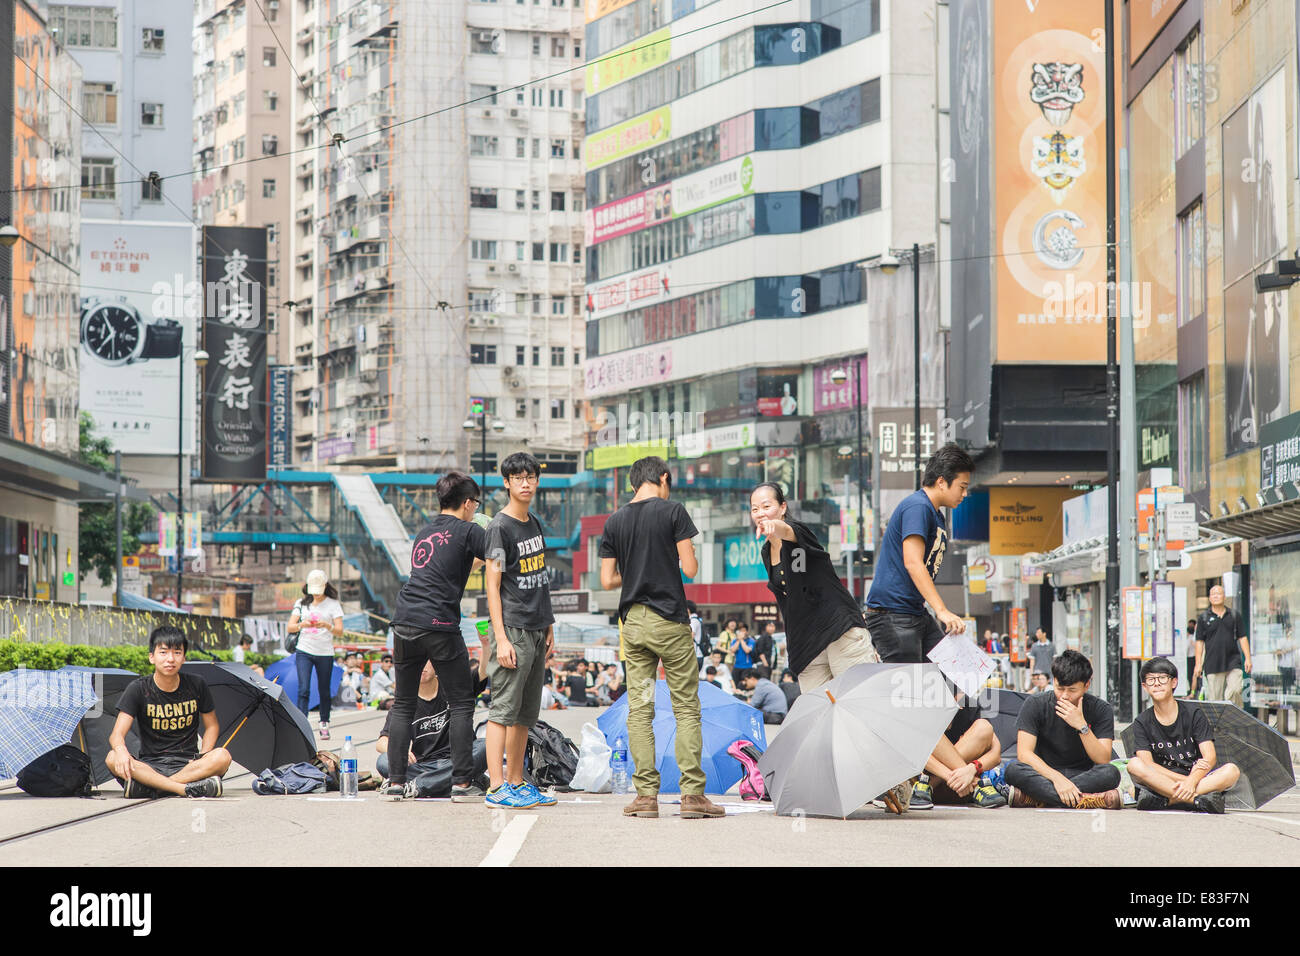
[1077, 724, 1091, 736]
[80, 295, 183, 366]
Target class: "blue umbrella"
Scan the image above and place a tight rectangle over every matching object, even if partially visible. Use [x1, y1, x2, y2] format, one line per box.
[597, 680, 766, 794]
[0, 669, 100, 778]
[263, 654, 343, 711]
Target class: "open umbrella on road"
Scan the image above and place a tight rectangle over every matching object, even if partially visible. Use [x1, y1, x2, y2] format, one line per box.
[263, 654, 343, 712]
[57, 666, 140, 785]
[1121, 701, 1295, 809]
[757, 662, 956, 818]
[182, 662, 316, 773]
[0, 669, 100, 778]
[597, 680, 766, 794]
[976, 688, 1032, 759]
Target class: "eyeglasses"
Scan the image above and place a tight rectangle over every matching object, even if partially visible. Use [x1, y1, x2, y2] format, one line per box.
[1142, 675, 1174, 686]
[468, 498, 480, 505]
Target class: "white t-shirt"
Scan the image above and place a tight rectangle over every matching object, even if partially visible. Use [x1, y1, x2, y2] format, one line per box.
[295, 597, 343, 657]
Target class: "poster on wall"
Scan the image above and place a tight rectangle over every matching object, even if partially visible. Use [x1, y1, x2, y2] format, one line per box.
[1221, 70, 1290, 455]
[78, 221, 196, 454]
[200, 226, 268, 482]
[992, 3, 1109, 363]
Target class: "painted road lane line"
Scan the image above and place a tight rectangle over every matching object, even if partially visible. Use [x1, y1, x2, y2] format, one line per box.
[479, 815, 538, 867]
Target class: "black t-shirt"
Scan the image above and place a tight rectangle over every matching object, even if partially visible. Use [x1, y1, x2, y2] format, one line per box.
[1131, 701, 1214, 775]
[1197, 607, 1243, 673]
[753, 633, 775, 666]
[393, 514, 487, 632]
[117, 672, 215, 760]
[599, 497, 698, 624]
[762, 519, 866, 677]
[566, 674, 588, 704]
[485, 511, 554, 631]
[381, 693, 451, 762]
[1016, 691, 1115, 776]
[780, 681, 802, 709]
[945, 701, 983, 744]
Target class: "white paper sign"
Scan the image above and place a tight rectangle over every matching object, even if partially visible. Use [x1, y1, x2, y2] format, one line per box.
[926, 633, 996, 699]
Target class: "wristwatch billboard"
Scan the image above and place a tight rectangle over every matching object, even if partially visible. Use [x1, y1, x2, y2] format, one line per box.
[80, 295, 183, 366]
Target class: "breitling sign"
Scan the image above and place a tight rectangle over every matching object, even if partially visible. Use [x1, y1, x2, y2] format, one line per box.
[988, 486, 1082, 556]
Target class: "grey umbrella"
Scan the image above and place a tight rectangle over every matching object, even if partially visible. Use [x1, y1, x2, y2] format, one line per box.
[757, 662, 957, 818]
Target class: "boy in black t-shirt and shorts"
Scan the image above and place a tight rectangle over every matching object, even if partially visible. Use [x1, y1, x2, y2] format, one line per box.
[1128, 657, 1239, 813]
[107, 626, 230, 798]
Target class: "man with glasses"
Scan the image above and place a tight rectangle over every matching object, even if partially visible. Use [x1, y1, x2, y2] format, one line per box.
[1128, 657, 1239, 813]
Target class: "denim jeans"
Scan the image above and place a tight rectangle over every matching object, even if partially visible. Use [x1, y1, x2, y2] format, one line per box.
[295, 651, 334, 724]
[376, 739, 488, 797]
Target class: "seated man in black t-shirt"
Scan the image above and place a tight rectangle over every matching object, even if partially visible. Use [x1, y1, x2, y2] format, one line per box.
[107, 626, 231, 799]
[1128, 657, 1239, 814]
[1004, 650, 1122, 810]
[376, 660, 489, 797]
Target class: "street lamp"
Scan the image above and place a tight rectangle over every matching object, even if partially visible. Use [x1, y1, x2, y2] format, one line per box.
[0, 224, 19, 248]
[177, 346, 209, 606]
[830, 361, 866, 602]
[462, 411, 506, 511]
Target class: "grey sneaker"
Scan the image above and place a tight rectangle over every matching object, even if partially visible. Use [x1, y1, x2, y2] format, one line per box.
[184, 775, 223, 798]
[381, 781, 417, 802]
[450, 782, 487, 803]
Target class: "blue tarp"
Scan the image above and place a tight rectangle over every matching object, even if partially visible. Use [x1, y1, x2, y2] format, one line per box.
[118, 591, 189, 614]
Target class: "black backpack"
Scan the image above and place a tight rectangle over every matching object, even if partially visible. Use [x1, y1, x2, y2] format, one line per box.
[17, 744, 94, 797]
[524, 720, 579, 790]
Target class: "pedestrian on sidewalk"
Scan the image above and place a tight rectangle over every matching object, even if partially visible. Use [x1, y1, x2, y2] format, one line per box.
[1193, 584, 1252, 708]
[288, 569, 344, 740]
[599, 456, 723, 819]
[383, 471, 489, 803]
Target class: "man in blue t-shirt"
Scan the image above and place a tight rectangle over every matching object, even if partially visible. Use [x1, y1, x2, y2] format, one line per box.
[866, 444, 974, 663]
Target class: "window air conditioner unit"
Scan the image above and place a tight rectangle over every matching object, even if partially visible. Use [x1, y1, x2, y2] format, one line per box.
[507, 263, 518, 272]
[487, 264, 497, 273]
[485, 316, 499, 326]
[508, 109, 521, 118]
[510, 378, 522, 389]
[468, 316, 481, 327]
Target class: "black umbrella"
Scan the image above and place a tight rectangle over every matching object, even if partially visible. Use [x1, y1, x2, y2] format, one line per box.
[1121, 701, 1295, 809]
[182, 662, 316, 773]
[976, 688, 1032, 759]
[58, 666, 142, 786]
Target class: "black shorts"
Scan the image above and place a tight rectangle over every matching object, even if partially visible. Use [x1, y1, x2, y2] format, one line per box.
[865, 608, 945, 663]
[141, 753, 198, 778]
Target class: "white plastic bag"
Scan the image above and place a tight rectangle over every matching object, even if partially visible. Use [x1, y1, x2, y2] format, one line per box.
[570, 722, 613, 793]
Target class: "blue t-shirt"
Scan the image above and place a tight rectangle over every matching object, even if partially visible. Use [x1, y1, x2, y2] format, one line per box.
[866, 489, 948, 615]
[732, 637, 753, 670]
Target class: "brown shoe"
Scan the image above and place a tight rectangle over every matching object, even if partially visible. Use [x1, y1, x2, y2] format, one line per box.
[622, 794, 660, 818]
[679, 794, 725, 818]
[1007, 785, 1044, 809]
[1076, 789, 1123, 811]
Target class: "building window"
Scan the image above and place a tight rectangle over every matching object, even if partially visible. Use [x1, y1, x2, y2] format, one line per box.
[233, 50, 246, 73]
[550, 139, 566, 158]
[551, 345, 565, 364]
[515, 189, 525, 210]
[471, 31, 498, 54]
[82, 82, 118, 124]
[550, 399, 565, 419]
[516, 89, 525, 105]
[263, 47, 277, 67]
[532, 138, 541, 159]
[471, 83, 499, 105]
[551, 37, 566, 57]
[531, 398, 541, 417]
[550, 191, 565, 211]
[531, 242, 544, 261]
[266, 222, 278, 243]
[267, 265, 277, 289]
[515, 138, 526, 159]
[531, 190, 540, 211]
[515, 242, 525, 261]
[262, 179, 276, 198]
[470, 135, 500, 156]
[549, 242, 567, 262]
[262, 134, 278, 155]
[470, 187, 498, 209]
[470, 290, 494, 312]
[141, 27, 165, 53]
[532, 346, 541, 366]
[549, 88, 565, 108]
[532, 294, 542, 314]
[267, 0, 280, 21]
[516, 398, 528, 418]
[470, 344, 497, 364]
[470, 239, 498, 260]
[530, 87, 544, 107]
[231, 136, 246, 161]
[1177, 201, 1204, 327]
[551, 298, 565, 317]
[81, 158, 115, 200]
[264, 90, 279, 111]
[1174, 28, 1204, 158]
[532, 35, 541, 55]
[1178, 374, 1207, 491]
[49, 5, 118, 48]
[141, 177, 162, 202]
[574, 41, 581, 58]
[516, 345, 526, 365]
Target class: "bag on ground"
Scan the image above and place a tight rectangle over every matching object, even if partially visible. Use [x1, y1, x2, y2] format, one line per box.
[524, 720, 579, 789]
[727, 740, 769, 801]
[252, 761, 327, 795]
[569, 722, 613, 793]
[16, 744, 93, 797]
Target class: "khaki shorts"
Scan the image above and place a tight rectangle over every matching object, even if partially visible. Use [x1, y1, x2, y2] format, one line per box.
[487, 626, 548, 727]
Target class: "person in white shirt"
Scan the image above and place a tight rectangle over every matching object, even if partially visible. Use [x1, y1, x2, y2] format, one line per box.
[232, 635, 252, 663]
[287, 569, 344, 739]
[370, 654, 396, 704]
[700, 650, 734, 694]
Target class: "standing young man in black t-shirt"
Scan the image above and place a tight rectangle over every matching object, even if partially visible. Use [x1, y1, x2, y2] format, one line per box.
[1004, 650, 1122, 809]
[107, 626, 230, 798]
[1128, 657, 1239, 813]
[484, 452, 557, 809]
[1192, 584, 1252, 708]
[599, 456, 723, 819]
[384, 471, 488, 803]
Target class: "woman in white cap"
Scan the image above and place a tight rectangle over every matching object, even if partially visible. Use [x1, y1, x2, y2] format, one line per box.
[288, 570, 344, 739]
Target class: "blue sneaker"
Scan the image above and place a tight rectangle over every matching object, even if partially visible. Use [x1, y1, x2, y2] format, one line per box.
[516, 782, 556, 807]
[484, 783, 539, 809]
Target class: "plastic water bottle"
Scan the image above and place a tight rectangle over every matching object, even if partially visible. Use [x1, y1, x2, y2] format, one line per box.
[611, 735, 628, 794]
[340, 735, 359, 798]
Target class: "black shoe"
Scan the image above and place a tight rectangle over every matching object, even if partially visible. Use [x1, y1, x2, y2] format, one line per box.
[1136, 791, 1169, 812]
[1193, 792, 1225, 814]
[184, 775, 223, 798]
[450, 782, 487, 803]
[123, 778, 162, 800]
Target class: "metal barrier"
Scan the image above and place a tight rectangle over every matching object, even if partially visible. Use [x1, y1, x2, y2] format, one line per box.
[0, 598, 242, 651]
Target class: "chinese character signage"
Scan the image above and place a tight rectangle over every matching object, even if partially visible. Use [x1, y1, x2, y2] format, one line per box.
[201, 227, 267, 482]
[268, 366, 292, 469]
[583, 342, 674, 398]
[873, 407, 941, 489]
[79, 221, 197, 454]
[813, 356, 867, 413]
[1259, 407, 1300, 498]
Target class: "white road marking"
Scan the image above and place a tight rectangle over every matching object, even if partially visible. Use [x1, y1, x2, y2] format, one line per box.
[479, 815, 538, 867]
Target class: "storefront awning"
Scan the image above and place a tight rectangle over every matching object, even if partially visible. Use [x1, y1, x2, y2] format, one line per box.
[1033, 527, 1241, 574]
[1201, 496, 1300, 542]
[0, 436, 151, 504]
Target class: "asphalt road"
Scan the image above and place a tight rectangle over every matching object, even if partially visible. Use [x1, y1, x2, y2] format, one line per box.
[2, 702, 1298, 867]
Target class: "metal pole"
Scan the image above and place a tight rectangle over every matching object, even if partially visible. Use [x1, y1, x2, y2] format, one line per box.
[177, 347, 184, 605]
[114, 450, 123, 607]
[855, 357, 865, 601]
[844, 472, 854, 600]
[913, 242, 921, 491]
[480, 415, 487, 507]
[1104, 0, 1122, 714]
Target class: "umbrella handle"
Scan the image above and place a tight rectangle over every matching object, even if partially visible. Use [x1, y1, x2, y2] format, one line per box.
[825, 690, 837, 704]
[221, 714, 251, 750]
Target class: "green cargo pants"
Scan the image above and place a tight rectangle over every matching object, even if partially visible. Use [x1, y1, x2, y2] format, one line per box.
[622, 603, 706, 796]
